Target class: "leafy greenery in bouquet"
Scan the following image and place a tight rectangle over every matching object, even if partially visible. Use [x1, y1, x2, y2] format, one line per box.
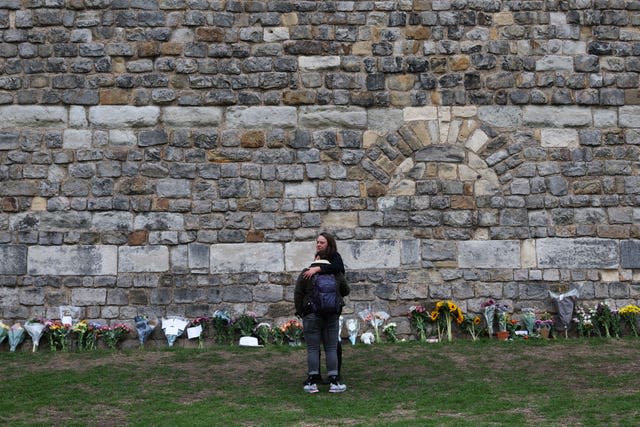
[71, 320, 99, 351]
[45, 320, 72, 351]
[592, 302, 620, 338]
[234, 312, 258, 338]
[382, 322, 398, 343]
[212, 310, 233, 344]
[99, 323, 131, 350]
[460, 314, 483, 341]
[408, 304, 429, 342]
[254, 322, 272, 345]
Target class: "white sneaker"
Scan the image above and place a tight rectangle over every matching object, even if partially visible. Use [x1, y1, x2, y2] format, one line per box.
[328, 376, 347, 393]
[303, 376, 319, 394]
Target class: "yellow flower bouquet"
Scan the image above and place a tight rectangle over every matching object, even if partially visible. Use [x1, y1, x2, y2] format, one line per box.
[430, 300, 464, 342]
[619, 304, 640, 337]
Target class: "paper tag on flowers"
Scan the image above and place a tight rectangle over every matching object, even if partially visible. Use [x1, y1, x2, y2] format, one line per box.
[187, 325, 202, 339]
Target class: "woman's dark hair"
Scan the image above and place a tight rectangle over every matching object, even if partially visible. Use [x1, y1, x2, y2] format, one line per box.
[318, 231, 337, 257]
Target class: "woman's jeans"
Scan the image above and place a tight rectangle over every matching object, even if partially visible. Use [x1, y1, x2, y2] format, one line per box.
[303, 312, 339, 377]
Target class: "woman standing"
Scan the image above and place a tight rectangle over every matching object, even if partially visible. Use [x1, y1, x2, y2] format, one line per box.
[295, 232, 349, 393]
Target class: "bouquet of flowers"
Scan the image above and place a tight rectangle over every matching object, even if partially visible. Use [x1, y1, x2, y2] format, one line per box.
[161, 317, 188, 347]
[460, 314, 483, 341]
[99, 323, 131, 350]
[430, 300, 464, 342]
[592, 301, 620, 338]
[212, 309, 233, 344]
[408, 304, 429, 342]
[281, 319, 303, 345]
[481, 299, 496, 336]
[495, 303, 509, 332]
[550, 288, 579, 338]
[573, 305, 595, 337]
[358, 309, 389, 344]
[46, 319, 72, 351]
[270, 324, 285, 345]
[234, 312, 258, 338]
[8, 323, 25, 351]
[346, 318, 359, 345]
[254, 322, 272, 345]
[535, 312, 554, 338]
[24, 319, 46, 352]
[521, 308, 536, 336]
[71, 320, 99, 351]
[619, 304, 640, 337]
[382, 322, 398, 343]
[187, 316, 209, 349]
[0, 321, 9, 347]
[134, 315, 157, 348]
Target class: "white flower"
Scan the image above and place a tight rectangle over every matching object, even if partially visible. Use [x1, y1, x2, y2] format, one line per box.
[361, 331, 374, 344]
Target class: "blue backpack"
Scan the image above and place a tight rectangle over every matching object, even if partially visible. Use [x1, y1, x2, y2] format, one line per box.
[311, 273, 342, 315]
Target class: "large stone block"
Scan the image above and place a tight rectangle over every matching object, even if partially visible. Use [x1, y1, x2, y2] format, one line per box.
[523, 106, 592, 127]
[619, 106, 640, 127]
[162, 106, 223, 127]
[225, 106, 297, 128]
[133, 213, 185, 230]
[119, 246, 169, 272]
[0, 244, 27, 274]
[478, 106, 523, 128]
[340, 240, 401, 269]
[88, 106, 160, 128]
[299, 106, 367, 129]
[284, 241, 315, 271]
[458, 240, 520, 268]
[211, 243, 284, 273]
[298, 56, 340, 71]
[537, 238, 618, 268]
[28, 245, 117, 275]
[0, 106, 67, 128]
[621, 240, 640, 269]
[71, 288, 107, 306]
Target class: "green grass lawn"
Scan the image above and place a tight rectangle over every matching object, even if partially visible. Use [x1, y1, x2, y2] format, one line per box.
[1, 338, 639, 426]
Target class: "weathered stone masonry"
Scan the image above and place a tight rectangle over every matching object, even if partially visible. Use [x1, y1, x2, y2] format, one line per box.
[1, 1, 640, 337]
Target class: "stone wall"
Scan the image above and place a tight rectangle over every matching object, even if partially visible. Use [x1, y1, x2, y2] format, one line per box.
[1, 1, 640, 336]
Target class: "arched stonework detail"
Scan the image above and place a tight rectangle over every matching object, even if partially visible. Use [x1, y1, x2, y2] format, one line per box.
[355, 107, 501, 199]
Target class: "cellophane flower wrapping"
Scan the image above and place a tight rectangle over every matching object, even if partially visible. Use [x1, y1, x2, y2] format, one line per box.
[161, 317, 188, 347]
[8, 323, 25, 351]
[135, 315, 157, 347]
[24, 320, 45, 352]
[254, 322, 272, 345]
[0, 321, 10, 346]
[482, 300, 496, 336]
[358, 309, 389, 344]
[187, 316, 209, 349]
[521, 308, 536, 336]
[550, 289, 579, 336]
[346, 318, 359, 345]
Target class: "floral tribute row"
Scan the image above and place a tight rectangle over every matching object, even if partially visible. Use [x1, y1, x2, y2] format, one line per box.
[406, 299, 640, 343]
[2, 299, 640, 352]
[0, 309, 306, 352]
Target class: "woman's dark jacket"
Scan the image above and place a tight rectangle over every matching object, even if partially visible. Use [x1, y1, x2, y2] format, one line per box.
[294, 266, 350, 317]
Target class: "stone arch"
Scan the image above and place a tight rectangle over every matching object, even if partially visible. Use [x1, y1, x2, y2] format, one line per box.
[355, 107, 502, 200]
